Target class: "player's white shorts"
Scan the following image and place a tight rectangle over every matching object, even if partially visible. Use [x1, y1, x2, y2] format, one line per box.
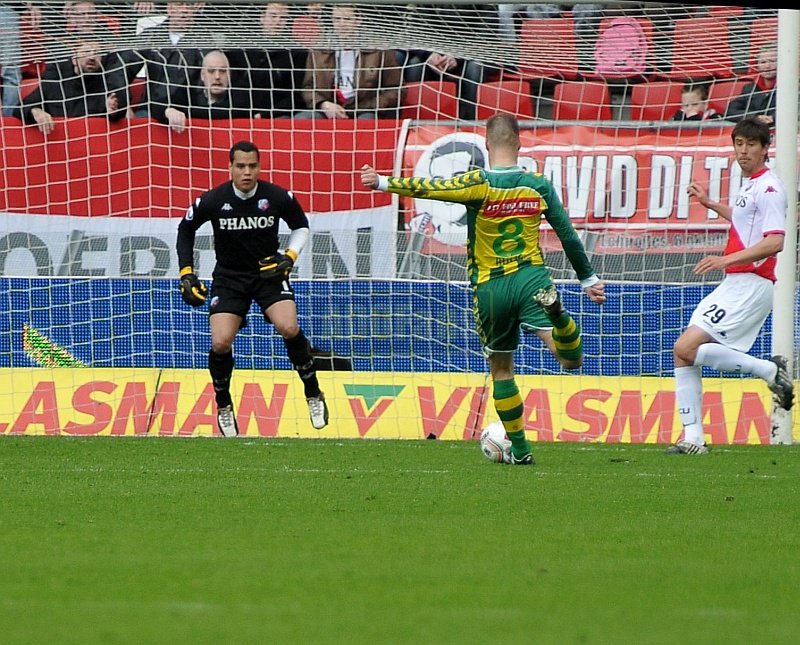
[688, 273, 774, 352]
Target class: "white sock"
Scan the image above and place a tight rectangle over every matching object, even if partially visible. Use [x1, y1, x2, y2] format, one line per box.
[695, 344, 776, 381]
[675, 365, 705, 445]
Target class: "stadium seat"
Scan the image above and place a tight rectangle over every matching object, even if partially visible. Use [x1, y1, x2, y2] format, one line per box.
[583, 16, 655, 82]
[518, 18, 580, 81]
[707, 78, 752, 116]
[552, 81, 612, 121]
[658, 16, 735, 81]
[475, 79, 535, 120]
[293, 15, 323, 48]
[709, 6, 744, 19]
[99, 14, 121, 34]
[20, 21, 48, 79]
[401, 80, 459, 120]
[746, 16, 778, 75]
[20, 77, 39, 101]
[629, 81, 683, 121]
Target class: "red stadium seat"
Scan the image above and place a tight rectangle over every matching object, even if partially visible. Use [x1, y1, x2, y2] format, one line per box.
[518, 18, 580, 81]
[746, 17, 778, 76]
[293, 15, 323, 48]
[20, 77, 39, 100]
[709, 6, 744, 19]
[629, 81, 683, 121]
[658, 17, 735, 81]
[553, 81, 613, 121]
[20, 21, 48, 79]
[100, 14, 121, 34]
[401, 81, 459, 120]
[707, 78, 752, 116]
[475, 79, 535, 120]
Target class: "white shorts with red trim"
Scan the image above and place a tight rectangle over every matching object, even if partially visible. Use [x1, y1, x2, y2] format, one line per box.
[688, 272, 774, 352]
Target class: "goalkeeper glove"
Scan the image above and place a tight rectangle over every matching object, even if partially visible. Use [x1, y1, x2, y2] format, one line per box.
[259, 249, 297, 281]
[179, 267, 208, 307]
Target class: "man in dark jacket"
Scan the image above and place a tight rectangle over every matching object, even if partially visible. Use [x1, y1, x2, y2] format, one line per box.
[725, 42, 777, 125]
[112, 0, 220, 122]
[161, 49, 252, 133]
[226, 2, 307, 119]
[17, 38, 128, 134]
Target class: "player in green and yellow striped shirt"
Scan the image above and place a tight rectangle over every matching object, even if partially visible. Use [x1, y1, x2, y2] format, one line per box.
[361, 114, 606, 464]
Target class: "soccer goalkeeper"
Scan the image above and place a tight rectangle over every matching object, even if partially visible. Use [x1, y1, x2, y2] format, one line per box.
[176, 140, 328, 436]
[361, 114, 605, 464]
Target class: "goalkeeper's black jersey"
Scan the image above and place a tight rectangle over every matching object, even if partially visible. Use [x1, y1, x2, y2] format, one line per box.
[176, 180, 308, 273]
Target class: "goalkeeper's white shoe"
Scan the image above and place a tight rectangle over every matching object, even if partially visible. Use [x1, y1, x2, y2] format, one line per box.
[307, 392, 329, 429]
[664, 440, 709, 455]
[217, 404, 239, 437]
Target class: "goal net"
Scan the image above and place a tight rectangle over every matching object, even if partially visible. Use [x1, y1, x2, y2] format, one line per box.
[0, 1, 795, 442]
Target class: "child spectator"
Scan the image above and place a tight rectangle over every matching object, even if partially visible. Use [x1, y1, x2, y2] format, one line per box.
[672, 83, 720, 122]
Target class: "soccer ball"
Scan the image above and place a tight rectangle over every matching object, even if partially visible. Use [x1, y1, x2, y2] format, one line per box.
[479, 421, 512, 464]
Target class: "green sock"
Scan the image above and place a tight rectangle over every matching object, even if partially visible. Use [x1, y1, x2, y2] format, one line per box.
[493, 378, 530, 458]
[552, 315, 583, 362]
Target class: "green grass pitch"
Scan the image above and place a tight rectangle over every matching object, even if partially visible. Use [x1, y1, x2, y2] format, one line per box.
[1, 437, 798, 644]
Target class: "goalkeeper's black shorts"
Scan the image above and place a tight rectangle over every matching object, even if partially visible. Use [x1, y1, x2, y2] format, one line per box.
[208, 266, 295, 326]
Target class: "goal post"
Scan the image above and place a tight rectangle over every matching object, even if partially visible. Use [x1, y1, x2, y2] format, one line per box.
[770, 7, 799, 444]
[0, 1, 796, 442]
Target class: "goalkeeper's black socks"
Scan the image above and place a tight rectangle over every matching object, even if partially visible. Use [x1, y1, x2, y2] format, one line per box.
[284, 330, 321, 398]
[209, 349, 234, 407]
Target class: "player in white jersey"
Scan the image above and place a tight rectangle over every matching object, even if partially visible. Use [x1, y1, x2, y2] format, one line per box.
[667, 117, 794, 455]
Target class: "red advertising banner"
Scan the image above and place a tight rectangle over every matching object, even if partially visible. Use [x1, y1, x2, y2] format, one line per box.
[400, 124, 747, 254]
[2, 119, 790, 256]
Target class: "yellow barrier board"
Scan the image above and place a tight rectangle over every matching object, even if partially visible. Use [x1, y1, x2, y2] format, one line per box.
[0, 368, 795, 443]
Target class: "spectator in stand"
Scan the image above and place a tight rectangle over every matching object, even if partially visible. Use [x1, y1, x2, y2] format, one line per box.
[297, 3, 402, 120]
[15, 37, 128, 134]
[0, 2, 22, 116]
[226, 1, 306, 119]
[399, 49, 492, 121]
[63, 0, 118, 44]
[724, 42, 777, 126]
[161, 49, 251, 133]
[111, 0, 219, 121]
[397, 4, 504, 121]
[671, 83, 721, 122]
